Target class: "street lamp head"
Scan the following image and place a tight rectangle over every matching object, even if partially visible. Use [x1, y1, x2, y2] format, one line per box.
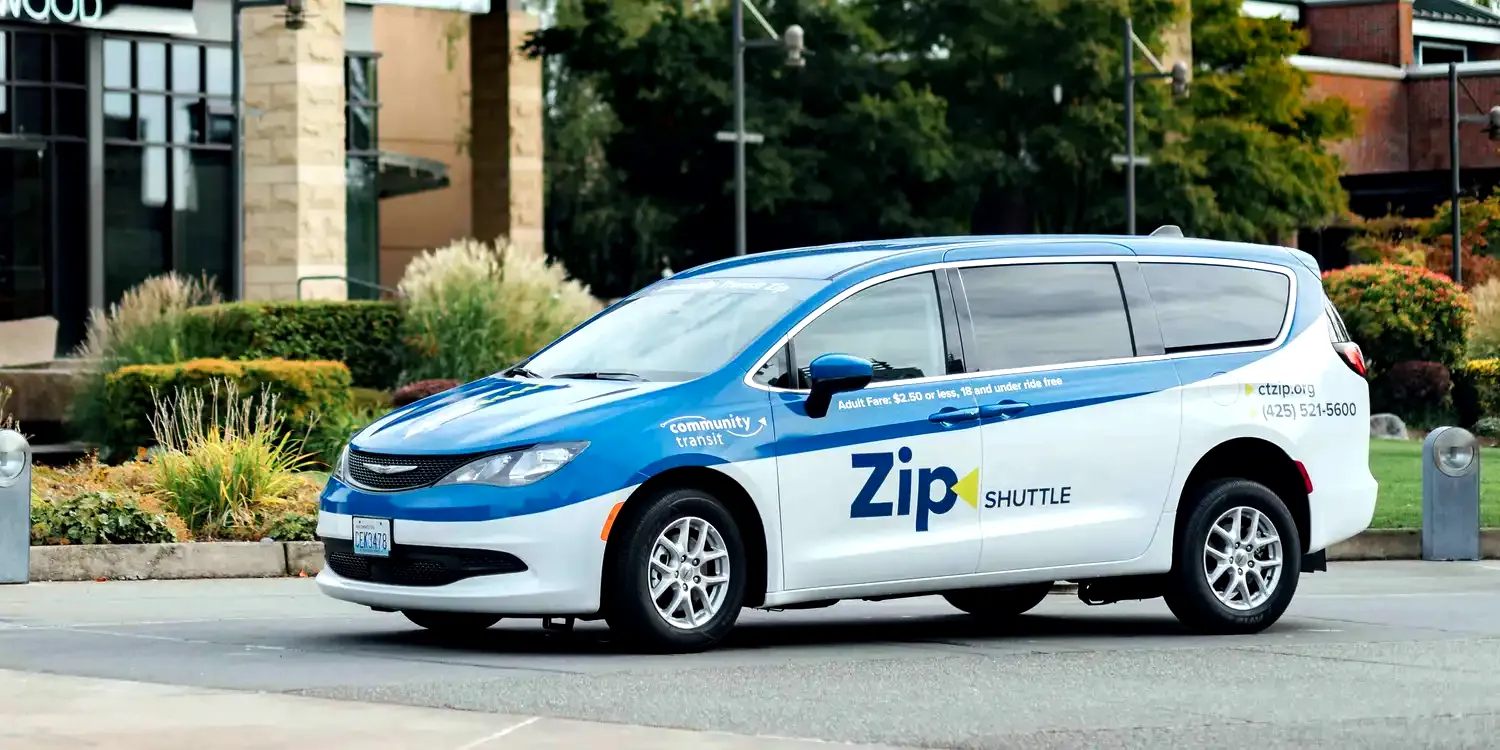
[1488, 106, 1500, 141]
[283, 0, 307, 29]
[1171, 60, 1190, 98]
[1052, 84, 1063, 105]
[783, 24, 806, 67]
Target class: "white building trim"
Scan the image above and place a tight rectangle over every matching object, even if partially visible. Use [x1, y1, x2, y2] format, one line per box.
[1289, 54, 1407, 79]
[1243, 1, 1301, 21]
[348, 0, 490, 14]
[1413, 18, 1500, 44]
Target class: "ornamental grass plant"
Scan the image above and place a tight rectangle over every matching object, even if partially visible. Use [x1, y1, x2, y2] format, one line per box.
[147, 380, 312, 538]
[397, 237, 601, 384]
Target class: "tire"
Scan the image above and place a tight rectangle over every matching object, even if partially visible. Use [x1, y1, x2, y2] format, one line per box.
[401, 610, 502, 632]
[943, 582, 1053, 618]
[603, 486, 748, 653]
[1163, 478, 1302, 635]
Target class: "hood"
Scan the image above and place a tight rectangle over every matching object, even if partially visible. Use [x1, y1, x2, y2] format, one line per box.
[351, 376, 672, 454]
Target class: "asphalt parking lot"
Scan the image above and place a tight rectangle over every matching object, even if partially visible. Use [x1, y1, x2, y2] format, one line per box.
[1, 561, 1498, 749]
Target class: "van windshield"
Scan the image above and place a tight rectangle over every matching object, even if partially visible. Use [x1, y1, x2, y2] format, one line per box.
[517, 277, 822, 382]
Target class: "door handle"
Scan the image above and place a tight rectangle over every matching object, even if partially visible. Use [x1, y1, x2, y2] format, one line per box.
[928, 406, 980, 424]
[980, 400, 1031, 420]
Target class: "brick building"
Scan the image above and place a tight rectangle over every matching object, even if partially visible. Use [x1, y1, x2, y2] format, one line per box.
[0, 0, 543, 358]
[1244, 0, 1500, 265]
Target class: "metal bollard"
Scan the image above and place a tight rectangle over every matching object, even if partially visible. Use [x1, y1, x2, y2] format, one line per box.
[0, 429, 30, 584]
[1422, 426, 1482, 561]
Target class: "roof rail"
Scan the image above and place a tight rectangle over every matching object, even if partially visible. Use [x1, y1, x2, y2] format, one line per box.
[1149, 225, 1184, 237]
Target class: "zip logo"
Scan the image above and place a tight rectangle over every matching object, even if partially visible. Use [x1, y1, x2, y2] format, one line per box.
[849, 447, 980, 531]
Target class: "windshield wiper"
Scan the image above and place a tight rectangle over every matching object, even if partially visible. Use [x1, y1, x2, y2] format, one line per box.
[504, 365, 544, 379]
[552, 371, 650, 382]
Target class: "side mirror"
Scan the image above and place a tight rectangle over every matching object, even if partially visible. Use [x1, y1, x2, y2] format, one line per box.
[804, 353, 874, 419]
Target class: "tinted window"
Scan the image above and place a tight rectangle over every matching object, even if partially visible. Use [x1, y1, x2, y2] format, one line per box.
[792, 272, 947, 386]
[523, 277, 822, 382]
[1141, 263, 1290, 352]
[958, 263, 1135, 371]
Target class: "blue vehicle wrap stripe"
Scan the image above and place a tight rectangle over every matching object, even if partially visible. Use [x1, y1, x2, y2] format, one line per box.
[322, 264, 1327, 524]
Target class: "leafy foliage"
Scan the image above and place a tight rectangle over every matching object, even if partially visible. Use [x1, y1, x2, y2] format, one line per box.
[1347, 194, 1500, 291]
[529, 0, 1356, 297]
[104, 358, 353, 460]
[398, 237, 600, 383]
[30, 490, 178, 546]
[183, 301, 407, 390]
[1382, 361, 1453, 428]
[1455, 358, 1500, 427]
[261, 510, 318, 542]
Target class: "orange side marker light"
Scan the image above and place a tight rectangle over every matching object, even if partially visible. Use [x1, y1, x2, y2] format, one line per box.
[600, 501, 625, 541]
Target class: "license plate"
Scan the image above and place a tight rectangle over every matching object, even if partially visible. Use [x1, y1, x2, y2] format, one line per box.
[352, 517, 392, 558]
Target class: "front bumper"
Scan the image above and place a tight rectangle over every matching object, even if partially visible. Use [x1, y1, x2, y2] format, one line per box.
[314, 489, 629, 616]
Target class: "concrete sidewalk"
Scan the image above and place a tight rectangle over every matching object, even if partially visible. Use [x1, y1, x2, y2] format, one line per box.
[0, 668, 900, 750]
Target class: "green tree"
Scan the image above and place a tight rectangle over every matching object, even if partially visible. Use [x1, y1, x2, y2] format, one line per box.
[528, 0, 1357, 296]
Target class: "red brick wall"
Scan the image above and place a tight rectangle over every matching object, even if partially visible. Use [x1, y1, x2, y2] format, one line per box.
[1308, 73, 1409, 175]
[1304, 2, 1413, 66]
[1406, 75, 1500, 171]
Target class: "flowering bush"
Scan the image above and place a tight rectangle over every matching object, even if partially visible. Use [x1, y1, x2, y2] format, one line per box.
[392, 379, 461, 408]
[1322, 263, 1472, 374]
[397, 237, 601, 384]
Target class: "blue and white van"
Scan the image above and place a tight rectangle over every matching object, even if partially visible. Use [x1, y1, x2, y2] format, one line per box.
[316, 232, 1376, 652]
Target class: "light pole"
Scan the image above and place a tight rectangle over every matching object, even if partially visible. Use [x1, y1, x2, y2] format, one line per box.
[720, 0, 806, 256]
[1122, 18, 1188, 235]
[231, 0, 310, 300]
[1446, 62, 1500, 287]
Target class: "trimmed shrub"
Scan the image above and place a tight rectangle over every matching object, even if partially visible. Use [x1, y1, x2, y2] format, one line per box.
[1322, 263, 1473, 376]
[392, 379, 460, 408]
[182, 300, 405, 390]
[1383, 361, 1453, 427]
[398, 237, 601, 384]
[104, 358, 352, 458]
[68, 273, 222, 455]
[261, 510, 318, 542]
[1475, 416, 1500, 439]
[30, 490, 178, 546]
[1455, 358, 1500, 427]
[147, 381, 312, 537]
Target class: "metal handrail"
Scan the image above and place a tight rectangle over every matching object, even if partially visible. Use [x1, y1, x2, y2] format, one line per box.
[295, 275, 403, 300]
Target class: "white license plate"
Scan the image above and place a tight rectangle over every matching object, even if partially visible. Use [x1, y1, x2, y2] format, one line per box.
[352, 517, 392, 557]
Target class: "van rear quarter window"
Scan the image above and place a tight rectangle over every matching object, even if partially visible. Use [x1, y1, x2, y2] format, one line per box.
[1140, 263, 1290, 353]
[958, 262, 1135, 371]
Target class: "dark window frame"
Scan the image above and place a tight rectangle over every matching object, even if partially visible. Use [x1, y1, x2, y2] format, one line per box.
[954, 260, 1141, 374]
[344, 51, 381, 299]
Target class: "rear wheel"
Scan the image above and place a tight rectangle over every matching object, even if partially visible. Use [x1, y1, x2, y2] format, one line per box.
[1164, 478, 1302, 635]
[603, 487, 748, 653]
[943, 582, 1053, 618]
[401, 610, 502, 632]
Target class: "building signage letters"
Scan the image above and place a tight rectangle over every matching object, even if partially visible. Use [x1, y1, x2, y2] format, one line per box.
[0, 0, 104, 23]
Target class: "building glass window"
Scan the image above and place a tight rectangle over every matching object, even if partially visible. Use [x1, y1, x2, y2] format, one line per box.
[0, 26, 89, 349]
[102, 36, 234, 306]
[346, 53, 381, 300]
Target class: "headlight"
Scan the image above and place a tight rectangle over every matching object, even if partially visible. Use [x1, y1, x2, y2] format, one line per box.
[436, 442, 588, 488]
[334, 444, 351, 481]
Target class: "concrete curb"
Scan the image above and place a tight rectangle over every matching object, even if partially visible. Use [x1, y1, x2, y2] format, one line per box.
[21, 529, 1500, 583]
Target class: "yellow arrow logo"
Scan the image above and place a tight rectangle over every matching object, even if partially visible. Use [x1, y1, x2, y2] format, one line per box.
[953, 467, 980, 508]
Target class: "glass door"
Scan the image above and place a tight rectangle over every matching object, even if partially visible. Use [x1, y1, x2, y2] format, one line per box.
[0, 140, 49, 323]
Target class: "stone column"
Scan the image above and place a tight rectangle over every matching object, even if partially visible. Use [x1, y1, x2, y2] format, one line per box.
[242, 0, 349, 301]
[470, 0, 545, 254]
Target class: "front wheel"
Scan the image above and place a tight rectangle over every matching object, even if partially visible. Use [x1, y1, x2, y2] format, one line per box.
[603, 487, 748, 653]
[943, 582, 1053, 619]
[401, 610, 502, 632]
[1164, 478, 1302, 635]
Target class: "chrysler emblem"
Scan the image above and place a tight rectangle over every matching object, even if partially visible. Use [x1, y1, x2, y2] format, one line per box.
[365, 463, 418, 475]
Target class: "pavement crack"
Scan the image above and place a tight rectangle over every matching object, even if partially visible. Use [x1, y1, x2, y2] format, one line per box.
[1227, 641, 1500, 677]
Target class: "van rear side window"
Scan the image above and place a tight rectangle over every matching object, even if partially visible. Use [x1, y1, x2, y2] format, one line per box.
[1140, 263, 1290, 353]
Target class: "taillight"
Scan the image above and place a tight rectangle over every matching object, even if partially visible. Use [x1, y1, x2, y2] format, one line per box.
[1334, 341, 1367, 377]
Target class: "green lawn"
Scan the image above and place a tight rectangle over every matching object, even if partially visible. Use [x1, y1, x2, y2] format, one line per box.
[1369, 439, 1500, 529]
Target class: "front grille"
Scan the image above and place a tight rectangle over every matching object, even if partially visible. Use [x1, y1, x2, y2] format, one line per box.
[346, 450, 490, 492]
[323, 538, 528, 587]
